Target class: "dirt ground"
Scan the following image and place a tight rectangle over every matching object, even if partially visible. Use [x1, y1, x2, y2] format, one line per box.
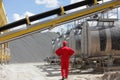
[0, 62, 120, 80]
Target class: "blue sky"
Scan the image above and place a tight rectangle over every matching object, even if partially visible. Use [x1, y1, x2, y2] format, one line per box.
[3, 0, 119, 23]
[2, 0, 119, 32]
[2, 0, 84, 32]
[3, 0, 73, 23]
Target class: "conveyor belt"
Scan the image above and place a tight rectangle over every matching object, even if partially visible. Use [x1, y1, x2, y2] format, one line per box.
[0, 0, 119, 44]
[0, 0, 102, 32]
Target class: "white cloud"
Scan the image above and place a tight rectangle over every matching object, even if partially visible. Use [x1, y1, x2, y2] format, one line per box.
[68, 0, 86, 13]
[35, 0, 59, 8]
[13, 11, 41, 24]
[69, 0, 111, 12]
[13, 11, 34, 21]
[35, 0, 46, 4]
[12, 11, 36, 31]
[103, 0, 111, 2]
[13, 13, 21, 21]
[67, 6, 86, 13]
[70, 0, 84, 4]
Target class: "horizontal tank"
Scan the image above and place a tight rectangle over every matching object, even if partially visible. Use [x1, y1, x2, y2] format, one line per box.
[81, 21, 120, 57]
[52, 29, 81, 56]
[52, 21, 120, 58]
[69, 29, 81, 55]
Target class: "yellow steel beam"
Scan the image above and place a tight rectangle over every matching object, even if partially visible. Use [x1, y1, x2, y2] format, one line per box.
[0, 1, 9, 64]
[0, 0, 119, 43]
[60, 6, 65, 15]
[0, 1, 8, 26]
[26, 15, 31, 26]
[94, 0, 98, 5]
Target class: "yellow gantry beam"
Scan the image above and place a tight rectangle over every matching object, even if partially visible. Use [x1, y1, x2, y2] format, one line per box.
[0, 1, 8, 26]
[0, 1, 9, 63]
[94, 0, 98, 5]
[0, 0, 119, 44]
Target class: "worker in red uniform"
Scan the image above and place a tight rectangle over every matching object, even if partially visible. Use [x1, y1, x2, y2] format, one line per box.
[56, 41, 74, 80]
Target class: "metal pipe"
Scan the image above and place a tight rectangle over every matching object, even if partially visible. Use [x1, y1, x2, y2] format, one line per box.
[0, 0, 102, 32]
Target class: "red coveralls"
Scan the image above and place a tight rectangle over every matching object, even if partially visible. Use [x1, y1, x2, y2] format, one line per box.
[56, 41, 74, 78]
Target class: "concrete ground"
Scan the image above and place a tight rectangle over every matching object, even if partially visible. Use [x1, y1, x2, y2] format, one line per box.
[0, 62, 103, 80]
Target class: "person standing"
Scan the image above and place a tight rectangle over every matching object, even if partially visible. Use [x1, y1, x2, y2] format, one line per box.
[56, 41, 74, 80]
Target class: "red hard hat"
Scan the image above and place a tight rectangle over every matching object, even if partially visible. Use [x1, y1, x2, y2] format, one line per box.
[63, 41, 67, 46]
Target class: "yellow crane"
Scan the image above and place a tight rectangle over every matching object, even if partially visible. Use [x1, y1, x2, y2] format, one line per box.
[0, 0, 9, 64]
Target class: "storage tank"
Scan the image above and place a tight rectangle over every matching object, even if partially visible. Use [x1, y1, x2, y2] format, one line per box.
[69, 29, 81, 55]
[52, 20, 120, 58]
[81, 21, 120, 58]
[52, 29, 81, 55]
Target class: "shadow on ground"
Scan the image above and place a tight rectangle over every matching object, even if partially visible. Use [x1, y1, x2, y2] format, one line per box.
[34, 64, 103, 78]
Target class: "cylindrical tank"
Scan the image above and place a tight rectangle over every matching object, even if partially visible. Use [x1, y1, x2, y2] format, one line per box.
[52, 21, 120, 58]
[81, 21, 120, 57]
[52, 29, 81, 56]
[69, 29, 81, 55]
